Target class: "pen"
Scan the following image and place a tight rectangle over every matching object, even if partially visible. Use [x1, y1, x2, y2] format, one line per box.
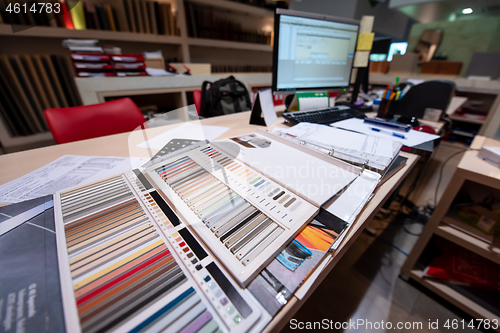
[369, 127, 406, 139]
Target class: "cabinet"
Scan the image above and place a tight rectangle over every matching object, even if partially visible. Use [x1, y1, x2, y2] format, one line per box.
[402, 136, 500, 330]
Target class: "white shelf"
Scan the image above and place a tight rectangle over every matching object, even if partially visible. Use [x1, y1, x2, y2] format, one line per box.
[0, 24, 183, 44]
[188, 38, 273, 52]
[75, 73, 272, 105]
[409, 269, 500, 329]
[437, 220, 500, 266]
[449, 114, 485, 125]
[188, 0, 274, 17]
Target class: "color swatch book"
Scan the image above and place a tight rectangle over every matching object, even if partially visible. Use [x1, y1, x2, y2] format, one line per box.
[51, 171, 270, 332]
[247, 209, 348, 316]
[143, 130, 361, 287]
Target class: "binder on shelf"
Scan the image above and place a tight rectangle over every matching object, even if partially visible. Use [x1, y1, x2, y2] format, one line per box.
[85, 2, 101, 30]
[104, 0, 130, 32]
[31, 55, 61, 109]
[104, 4, 117, 31]
[9, 55, 48, 130]
[68, 0, 87, 30]
[116, 71, 147, 76]
[50, 55, 79, 107]
[123, 0, 137, 32]
[74, 62, 113, 70]
[60, 0, 75, 29]
[41, 55, 69, 108]
[20, 55, 51, 111]
[0, 97, 18, 137]
[133, 0, 144, 33]
[140, 0, 150, 33]
[0, 55, 42, 133]
[0, 79, 28, 136]
[70, 53, 110, 61]
[95, 4, 109, 30]
[147, 1, 157, 34]
[111, 54, 145, 62]
[59, 56, 83, 105]
[77, 71, 115, 77]
[114, 62, 145, 69]
[159, 2, 172, 35]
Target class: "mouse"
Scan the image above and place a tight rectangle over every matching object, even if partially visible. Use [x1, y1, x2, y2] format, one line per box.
[413, 125, 436, 134]
[397, 116, 419, 127]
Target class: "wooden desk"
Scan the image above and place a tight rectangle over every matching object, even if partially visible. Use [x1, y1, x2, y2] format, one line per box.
[0, 111, 419, 331]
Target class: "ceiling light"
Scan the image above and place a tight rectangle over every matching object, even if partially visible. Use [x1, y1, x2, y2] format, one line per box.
[462, 8, 473, 14]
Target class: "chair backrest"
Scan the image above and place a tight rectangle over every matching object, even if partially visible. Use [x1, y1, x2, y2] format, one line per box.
[45, 97, 145, 144]
[193, 90, 202, 115]
[395, 80, 455, 120]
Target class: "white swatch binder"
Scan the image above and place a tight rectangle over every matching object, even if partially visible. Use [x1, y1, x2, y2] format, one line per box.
[273, 122, 402, 175]
[143, 130, 362, 287]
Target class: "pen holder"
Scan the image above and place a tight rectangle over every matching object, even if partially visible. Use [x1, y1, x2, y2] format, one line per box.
[386, 100, 400, 118]
[377, 99, 400, 119]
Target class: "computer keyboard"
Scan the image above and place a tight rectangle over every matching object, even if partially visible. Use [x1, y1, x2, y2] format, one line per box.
[282, 106, 366, 125]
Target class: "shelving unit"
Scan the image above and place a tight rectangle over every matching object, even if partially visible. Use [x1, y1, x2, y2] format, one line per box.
[402, 136, 500, 330]
[0, 24, 184, 44]
[407, 269, 500, 325]
[0, 0, 276, 152]
[75, 73, 273, 105]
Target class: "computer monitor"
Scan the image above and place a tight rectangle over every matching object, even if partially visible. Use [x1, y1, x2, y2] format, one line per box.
[272, 9, 359, 94]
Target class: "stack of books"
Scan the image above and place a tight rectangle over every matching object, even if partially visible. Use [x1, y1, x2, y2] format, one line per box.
[0, 0, 180, 36]
[0, 54, 81, 137]
[65, 39, 147, 77]
[184, 1, 272, 45]
[112, 54, 147, 76]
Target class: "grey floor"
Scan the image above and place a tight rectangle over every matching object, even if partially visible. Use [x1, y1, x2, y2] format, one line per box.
[280, 205, 482, 333]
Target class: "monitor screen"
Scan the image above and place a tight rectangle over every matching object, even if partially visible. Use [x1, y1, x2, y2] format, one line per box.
[272, 10, 359, 93]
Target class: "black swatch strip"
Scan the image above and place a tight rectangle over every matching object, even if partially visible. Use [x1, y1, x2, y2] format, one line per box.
[314, 209, 347, 234]
[150, 191, 180, 226]
[206, 262, 252, 319]
[133, 169, 153, 190]
[178, 228, 208, 261]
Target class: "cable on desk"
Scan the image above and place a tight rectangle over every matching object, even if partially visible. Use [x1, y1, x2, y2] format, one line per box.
[434, 148, 478, 207]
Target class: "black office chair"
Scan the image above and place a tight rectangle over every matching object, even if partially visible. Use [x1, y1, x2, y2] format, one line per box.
[394, 80, 455, 122]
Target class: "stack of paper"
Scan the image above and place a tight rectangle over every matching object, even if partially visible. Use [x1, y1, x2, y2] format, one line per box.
[332, 118, 440, 147]
[478, 146, 500, 167]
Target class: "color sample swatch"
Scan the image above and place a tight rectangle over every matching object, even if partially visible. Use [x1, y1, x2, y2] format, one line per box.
[146, 143, 319, 286]
[54, 171, 267, 332]
[57, 177, 222, 333]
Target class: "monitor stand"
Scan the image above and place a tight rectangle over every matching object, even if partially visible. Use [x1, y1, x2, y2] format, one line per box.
[337, 66, 373, 112]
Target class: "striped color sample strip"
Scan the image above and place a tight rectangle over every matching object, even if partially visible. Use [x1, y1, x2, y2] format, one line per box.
[60, 175, 134, 223]
[59, 182, 221, 333]
[155, 150, 284, 267]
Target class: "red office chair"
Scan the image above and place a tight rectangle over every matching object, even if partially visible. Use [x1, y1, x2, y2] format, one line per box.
[45, 98, 145, 144]
[193, 90, 202, 115]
